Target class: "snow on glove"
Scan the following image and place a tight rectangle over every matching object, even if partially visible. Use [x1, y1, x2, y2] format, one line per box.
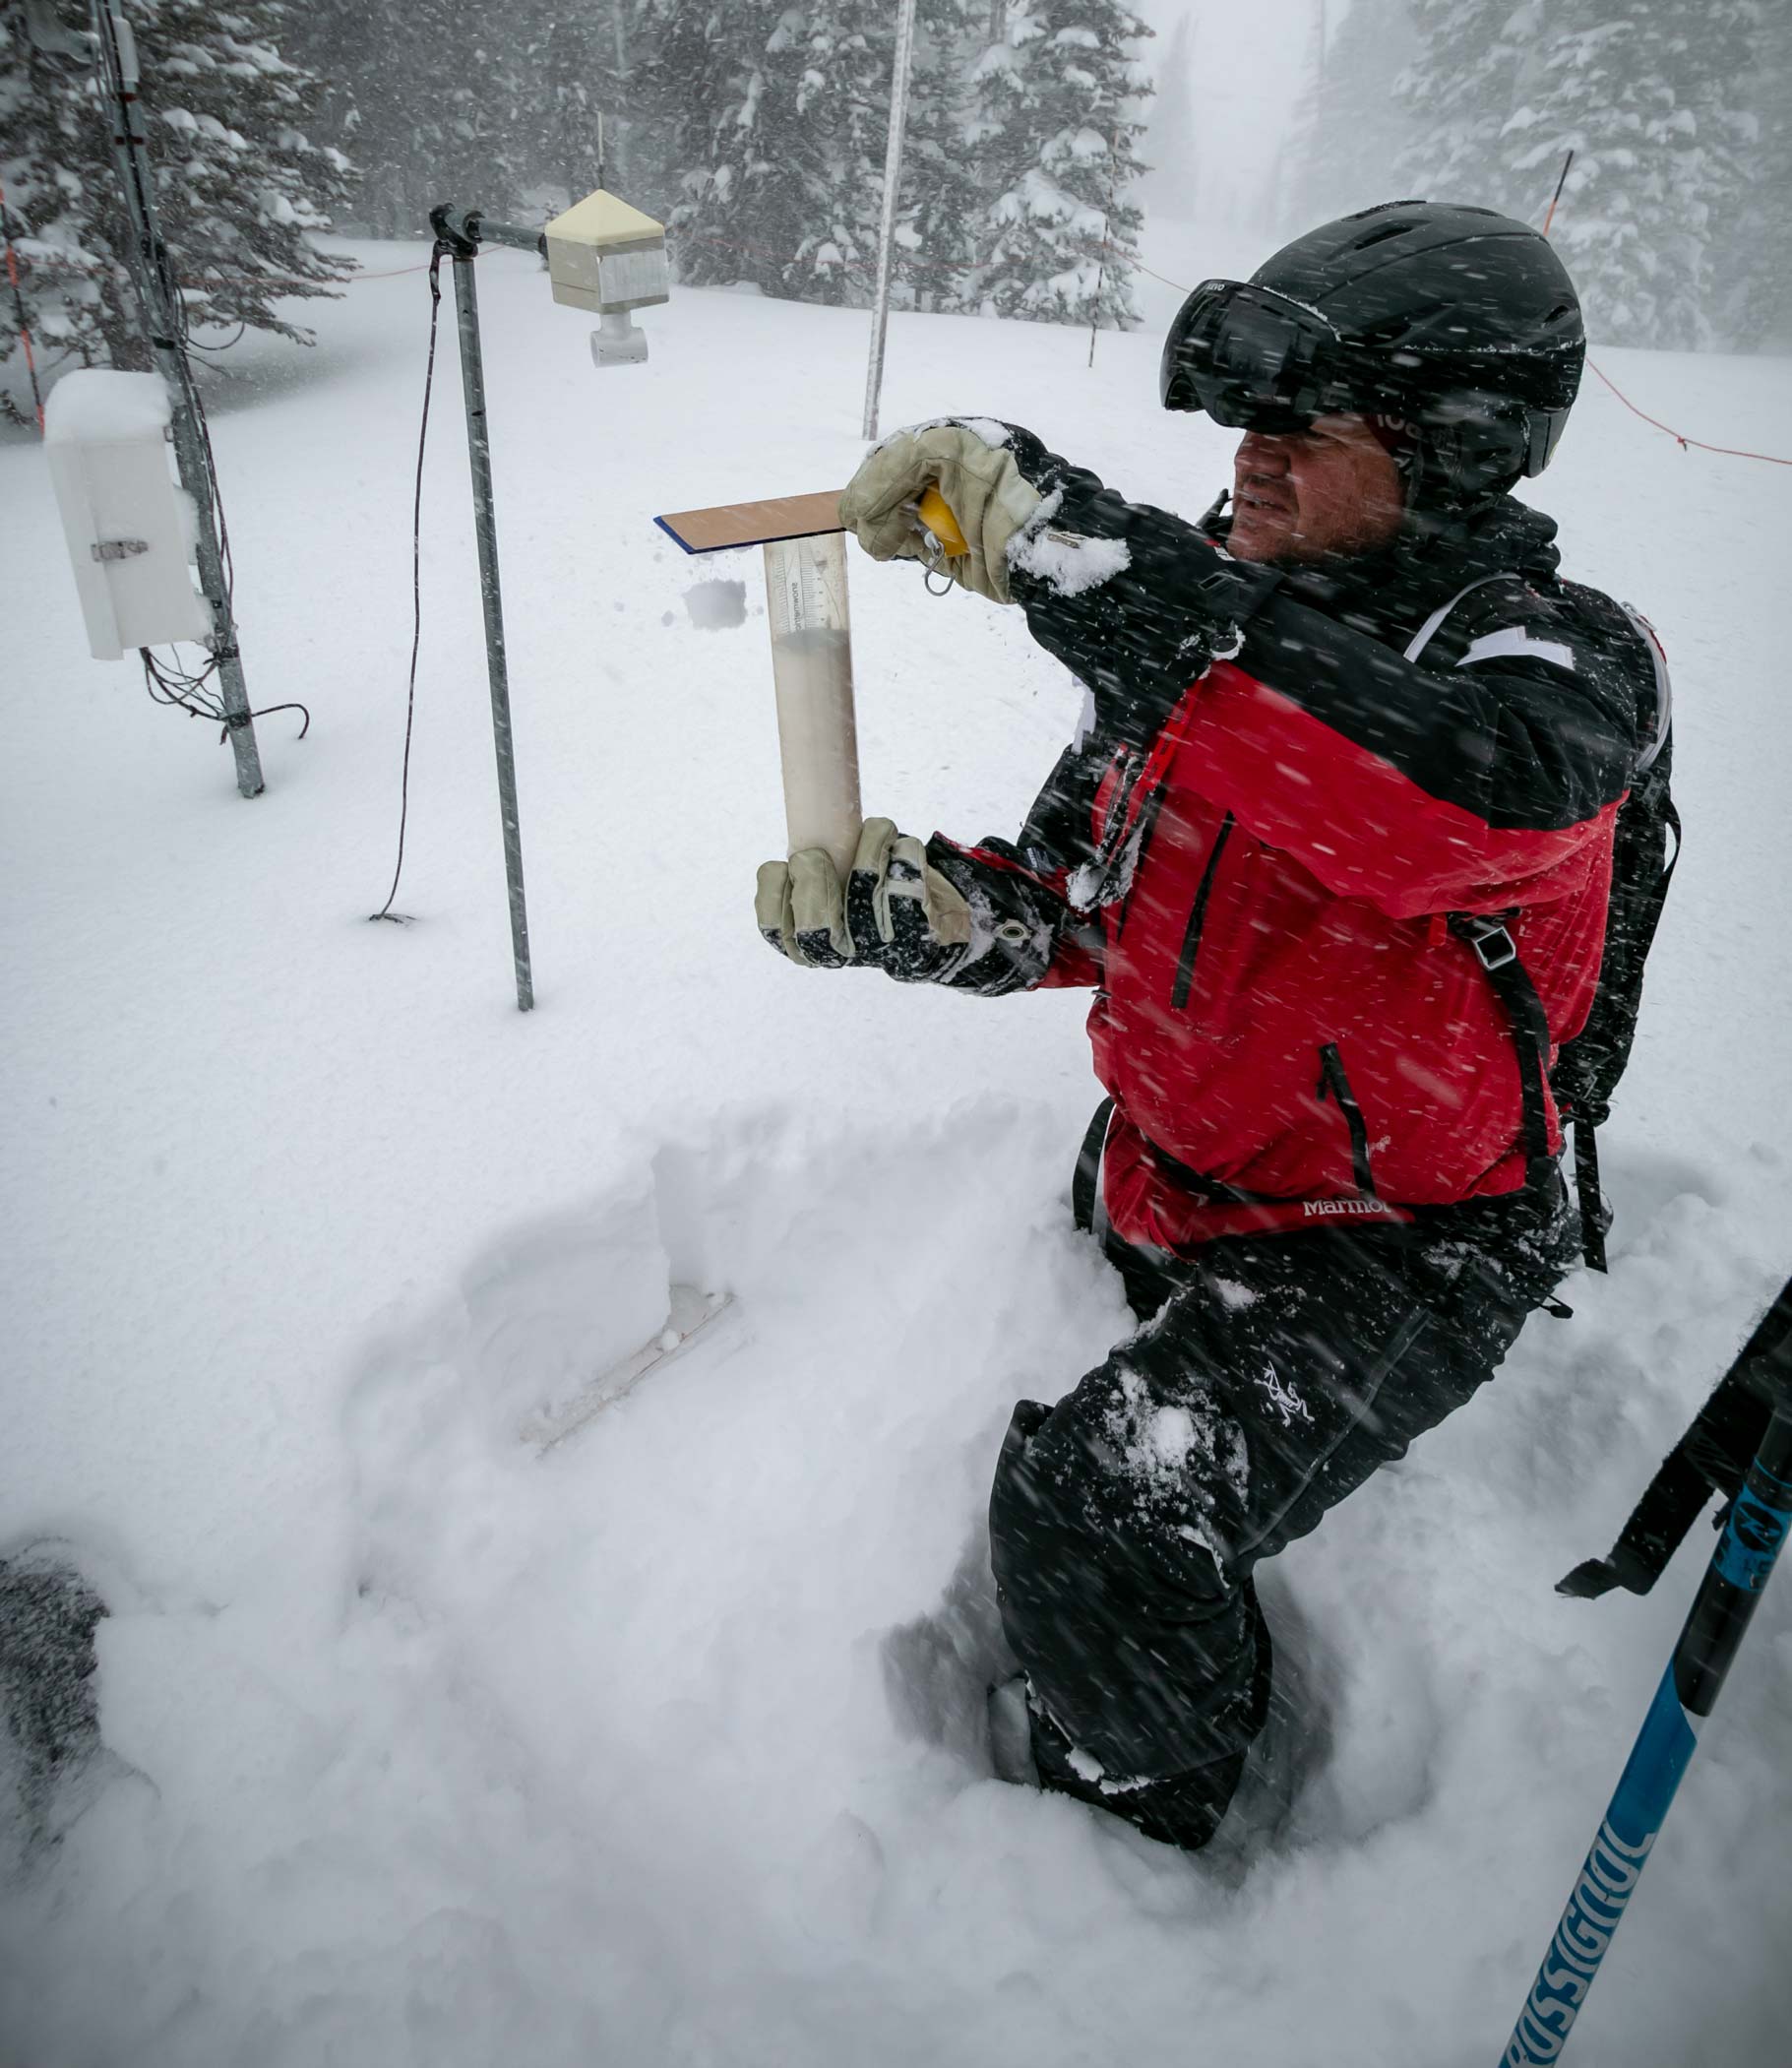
[837, 422, 1043, 604]
[756, 817, 972, 978]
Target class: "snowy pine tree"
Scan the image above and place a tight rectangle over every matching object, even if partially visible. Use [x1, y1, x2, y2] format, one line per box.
[1714, 2, 1792, 349]
[0, 0, 355, 410]
[1289, 0, 1422, 229]
[501, 1, 648, 215]
[884, 0, 985, 314]
[1392, 0, 1535, 213]
[284, 1, 662, 236]
[1139, 12, 1197, 223]
[655, 2, 905, 307]
[652, 0, 1154, 325]
[958, 0, 1153, 329]
[278, 0, 522, 239]
[1396, 0, 1757, 349]
[1513, 3, 1754, 349]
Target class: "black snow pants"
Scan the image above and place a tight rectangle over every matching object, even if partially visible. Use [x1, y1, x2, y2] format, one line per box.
[987, 1139, 1578, 1852]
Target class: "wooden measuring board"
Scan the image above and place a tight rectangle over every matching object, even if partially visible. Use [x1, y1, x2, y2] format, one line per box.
[654, 490, 842, 555]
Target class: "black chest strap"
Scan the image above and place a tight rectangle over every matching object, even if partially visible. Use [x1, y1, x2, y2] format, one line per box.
[1448, 911, 1556, 1202]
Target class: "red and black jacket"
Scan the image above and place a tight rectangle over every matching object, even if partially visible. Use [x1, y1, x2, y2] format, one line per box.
[921, 428, 1659, 1253]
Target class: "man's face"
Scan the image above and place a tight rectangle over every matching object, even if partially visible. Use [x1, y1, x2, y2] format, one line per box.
[1226, 413, 1406, 565]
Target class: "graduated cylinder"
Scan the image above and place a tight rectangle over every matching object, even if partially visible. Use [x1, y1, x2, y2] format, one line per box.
[762, 531, 863, 880]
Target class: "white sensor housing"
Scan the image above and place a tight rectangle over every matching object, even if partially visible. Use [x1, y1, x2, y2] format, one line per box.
[543, 189, 670, 316]
[45, 369, 210, 659]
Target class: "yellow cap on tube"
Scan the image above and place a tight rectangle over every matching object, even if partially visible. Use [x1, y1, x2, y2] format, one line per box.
[917, 484, 967, 558]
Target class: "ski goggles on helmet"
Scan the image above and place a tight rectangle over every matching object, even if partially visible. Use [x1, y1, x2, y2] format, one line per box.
[1160, 280, 1381, 431]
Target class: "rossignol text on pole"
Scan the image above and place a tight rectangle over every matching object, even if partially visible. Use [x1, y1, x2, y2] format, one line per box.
[1503, 1273, 1792, 2064]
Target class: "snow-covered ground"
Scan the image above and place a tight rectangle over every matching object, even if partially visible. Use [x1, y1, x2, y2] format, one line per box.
[4, 242, 1791, 2066]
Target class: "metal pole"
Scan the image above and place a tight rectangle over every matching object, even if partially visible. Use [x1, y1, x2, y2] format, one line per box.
[92, 0, 264, 798]
[444, 240, 534, 1013]
[1542, 149, 1576, 238]
[861, 0, 919, 442]
[1086, 128, 1113, 373]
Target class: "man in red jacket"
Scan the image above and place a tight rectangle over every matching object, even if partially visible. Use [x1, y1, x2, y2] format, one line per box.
[756, 203, 1667, 1850]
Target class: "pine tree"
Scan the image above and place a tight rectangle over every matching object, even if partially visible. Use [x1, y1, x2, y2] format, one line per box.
[656, 3, 928, 309]
[1289, 0, 1422, 229]
[1140, 12, 1196, 222]
[1396, 0, 1757, 349]
[1393, 0, 1537, 213]
[1710, 2, 1791, 348]
[786, 3, 908, 306]
[507, 0, 646, 216]
[645, 2, 777, 292]
[0, 0, 356, 410]
[618, 0, 697, 221]
[886, 0, 985, 314]
[1513, 3, 1753, 349]
[959, 0, 1153, 328]
[278, 0, 521, 239]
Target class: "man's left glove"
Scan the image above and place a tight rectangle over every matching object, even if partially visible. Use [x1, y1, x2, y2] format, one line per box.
[838, 422, 1043, 604]
[757, 817, 973, 978]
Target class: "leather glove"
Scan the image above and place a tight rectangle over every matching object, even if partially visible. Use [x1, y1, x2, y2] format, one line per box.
[837, 422, 1043, 604]
[756, 817, 972, 977]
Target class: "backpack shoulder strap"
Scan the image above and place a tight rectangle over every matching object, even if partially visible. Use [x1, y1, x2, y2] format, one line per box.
[1618, 602, 1673, 774]
[1401, 573, 1516, 663]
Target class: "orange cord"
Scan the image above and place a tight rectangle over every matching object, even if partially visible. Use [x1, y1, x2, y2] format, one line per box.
[1533, 151, 1789, 466]
[1584, 358, 1792, 467]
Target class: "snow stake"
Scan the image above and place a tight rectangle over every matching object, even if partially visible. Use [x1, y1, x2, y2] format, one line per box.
[861, 0, 919, 442]
[1503, 1273, 1792, 2065]
[427, 188, 668, 1011]
[654, 487, 963, 879]
[1542, 150, 1576, 240]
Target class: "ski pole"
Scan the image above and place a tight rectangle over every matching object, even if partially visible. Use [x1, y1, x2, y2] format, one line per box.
[1502, 1274, 1792, 2065]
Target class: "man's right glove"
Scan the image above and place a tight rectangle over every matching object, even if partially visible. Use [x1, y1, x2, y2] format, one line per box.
[756, 817, 973, 978]
[837, 422, 1043, 604]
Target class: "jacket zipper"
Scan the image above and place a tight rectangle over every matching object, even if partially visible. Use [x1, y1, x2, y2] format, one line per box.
[1170, 812, 1235, 1009]
[1317, 1042, 1378, 1199]
[1113, 782, 1171, 939]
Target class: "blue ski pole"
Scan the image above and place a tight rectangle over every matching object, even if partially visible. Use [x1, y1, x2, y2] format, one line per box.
[1503, 1275, 1792, 2066]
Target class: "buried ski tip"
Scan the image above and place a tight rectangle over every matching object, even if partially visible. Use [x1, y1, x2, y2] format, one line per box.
[523, 1284, 733, 1453]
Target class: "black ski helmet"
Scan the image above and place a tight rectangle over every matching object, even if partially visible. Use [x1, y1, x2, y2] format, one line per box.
[1160, 200, 1585, 504]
